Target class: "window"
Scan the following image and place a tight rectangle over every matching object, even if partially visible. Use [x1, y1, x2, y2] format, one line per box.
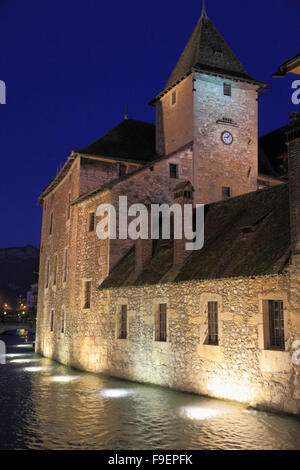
[268, 300, 285, 350]
[89, 212, 95, 232]
[155, 304, 167, 342]
[83, 281, 91, 309]
[45, 259, 50, 288]
[223, 83, 231, 97]
[61, 311, 65, 334]
[169, 164, 178, 179]
[171, 91, 176, 105]
[207, 301, 218, 345]
[50, 310, 54, 332]
[49, 212, 53, 235]
[119, 164, 127, 177]
[63, 249, 68, 283]
[67, 193, 71, 220]
[118, 305, 127, 339]
[222, 186, 231, 199]
[53, 254, 57, 286]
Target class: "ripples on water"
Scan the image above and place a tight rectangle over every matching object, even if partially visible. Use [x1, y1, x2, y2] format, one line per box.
[0, 335, 300, 450]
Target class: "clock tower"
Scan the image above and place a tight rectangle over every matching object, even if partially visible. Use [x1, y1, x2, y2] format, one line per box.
[150, 3, 265, 205]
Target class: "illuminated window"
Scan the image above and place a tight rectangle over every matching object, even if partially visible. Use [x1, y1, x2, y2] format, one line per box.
[223, 83, 231, 96]
[89, 212, 95, 232]
[171, 90, 177, 105]
[155, 304, 167, 342]
[119, 164, 127, 177]
[83, 281, 91, 309]
[50, 310, 54, 332]
[222, 186, 231, 199]
[169, 164, 178, 179]
[118, 305, 127, 339]
[207, 301, 218, 345]
[264, 300, 285, 351]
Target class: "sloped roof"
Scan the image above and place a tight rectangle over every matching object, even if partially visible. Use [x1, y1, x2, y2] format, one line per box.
[75, 119, 156, 163]
[100, 183, 290, 289]
[165, 14, 258, 90]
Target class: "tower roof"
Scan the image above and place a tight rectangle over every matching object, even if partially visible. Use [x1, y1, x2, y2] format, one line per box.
[164, 13, 258, 90]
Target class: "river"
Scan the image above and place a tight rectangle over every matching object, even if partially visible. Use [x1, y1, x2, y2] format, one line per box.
[0, 334, 300, 450]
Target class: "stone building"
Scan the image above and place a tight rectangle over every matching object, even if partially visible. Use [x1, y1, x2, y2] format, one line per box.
[36, 8, 300, 415]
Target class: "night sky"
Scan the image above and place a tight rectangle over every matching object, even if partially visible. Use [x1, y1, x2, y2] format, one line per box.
[0, 0, 299, 248]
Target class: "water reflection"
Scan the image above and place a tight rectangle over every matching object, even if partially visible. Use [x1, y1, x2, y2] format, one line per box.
[0, 335, 300, 450]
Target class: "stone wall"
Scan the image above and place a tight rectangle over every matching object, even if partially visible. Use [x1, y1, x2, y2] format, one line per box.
[37, 267, 300, 415]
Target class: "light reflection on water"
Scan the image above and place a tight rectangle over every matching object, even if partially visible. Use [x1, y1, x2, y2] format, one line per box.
[0, 336, 300, 450]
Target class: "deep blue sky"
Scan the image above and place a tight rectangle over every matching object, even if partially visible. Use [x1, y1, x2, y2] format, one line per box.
[0, 0, 299, 248]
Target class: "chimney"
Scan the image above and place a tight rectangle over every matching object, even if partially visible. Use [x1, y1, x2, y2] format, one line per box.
[287, 114, 300, 257]
[173, 182, 194, 267]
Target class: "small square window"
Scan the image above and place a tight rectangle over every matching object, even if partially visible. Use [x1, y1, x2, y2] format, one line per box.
[169, 164, 178, 179]
[171, 91, 176, 105]
[222, 187, 231, 199]
[223, 83, 231, 96]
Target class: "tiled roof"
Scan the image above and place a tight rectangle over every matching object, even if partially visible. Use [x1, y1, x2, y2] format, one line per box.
[100, 183, 291, 288]
[75, 119, 156, 163]
[165, 14, 260, 90]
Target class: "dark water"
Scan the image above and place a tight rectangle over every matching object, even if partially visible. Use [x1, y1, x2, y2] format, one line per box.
[1, 335, 300, 450]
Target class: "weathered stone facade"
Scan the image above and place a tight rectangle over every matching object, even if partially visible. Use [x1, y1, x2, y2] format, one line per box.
[36, 10, 300, 416]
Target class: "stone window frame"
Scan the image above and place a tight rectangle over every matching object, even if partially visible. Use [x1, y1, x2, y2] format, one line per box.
[115, 298, 130, 345]
[216, 177, 234, 202]
[258, 293, 289, 352]
[168, 158, 181, 179]
[82, 279, 92, 310]
[152, 299, 169, 345]
[199, 293, 223, 348]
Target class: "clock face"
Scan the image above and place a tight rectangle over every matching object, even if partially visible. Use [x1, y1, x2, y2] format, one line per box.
[221, 131, 233, 145]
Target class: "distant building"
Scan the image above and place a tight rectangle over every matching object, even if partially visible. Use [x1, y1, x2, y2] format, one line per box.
[36, 7, 300, 415]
